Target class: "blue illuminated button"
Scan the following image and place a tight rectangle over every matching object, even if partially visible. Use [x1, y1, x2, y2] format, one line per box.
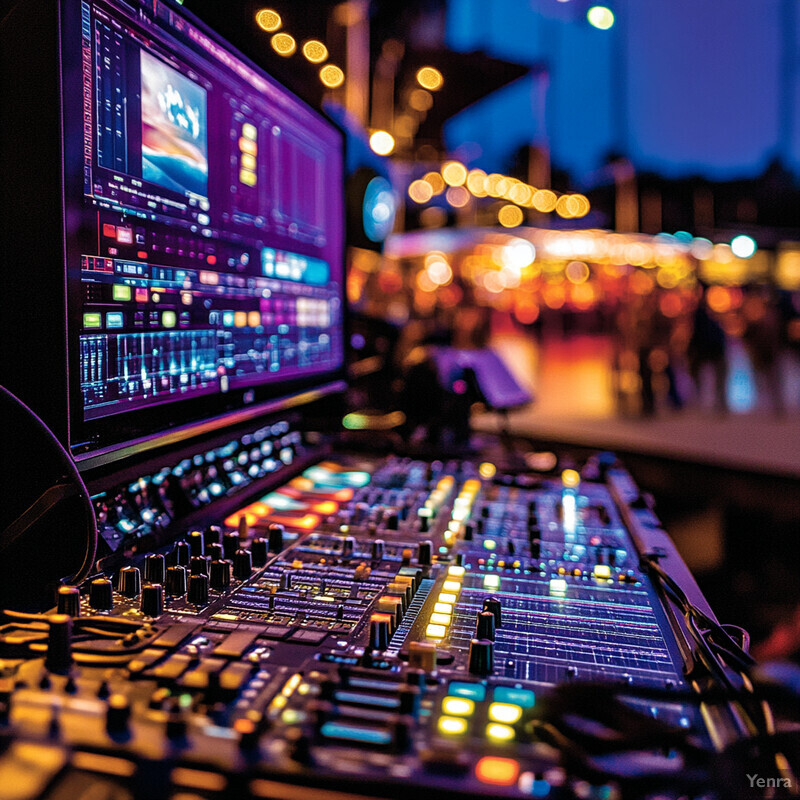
[493, 686, 535, 708]
[447, 682, 486, 702]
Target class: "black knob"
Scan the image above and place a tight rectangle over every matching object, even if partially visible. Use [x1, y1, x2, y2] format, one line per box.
[205, 525, 222, 546]
[475, 610, 496, 641]
[530, 539, 541, 559]
[207, 542, 223, 561]
[385, 511, 399, 530]
[371, 539, 385, 561]
[209, 559, 231, 590]
[144, 554, 166, 585]
[483, 596, 502, 628]
[233, 549, 252, 581]
[106, 694, 130, 734]
[173, 540, 190, 567]
[463, 522, 475, 541]
[418, 514, 429, 533]
[141, 584, 164, 617]
[398, 684, 421, 716]
[118, 567, 141, 598]
[268, 523, 284, 554]
[188, 530, 205, 557]
[188, 573, 209, 606]
[89, 578, 113, 611]
[46, 614, 73, 673]
[341, 537, 355, 559]
[223, 532, 240, 560]
[417, 541, 433, 566]
[56, 586, 81, 617]
[468, 638, 494, 676]
[251, 537, 268, 567]
[369, 616, 391, 651]
[166, 565, 187, 597]
[279, 572, 293, 592]
[190, 555, 209, 576]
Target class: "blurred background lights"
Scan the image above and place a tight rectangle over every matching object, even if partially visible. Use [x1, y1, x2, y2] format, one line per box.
[408, 180, 433, 204]
[731, 234, 757, 259]
[319, 64, 345, 88]
[255, 9, 281, 32]
[423, 171, 446, 195]
[587, 6, 615, 29]
[369, 130, 395, 156]
[502, 239, 536, 269]
[445, 185, 470, 207]
[301, 40, 328, 64]
[271, 33, 296, 56]
[441, 161, 468, 187]
[416, 66, 444, 91]
[498, 204, 524, 227]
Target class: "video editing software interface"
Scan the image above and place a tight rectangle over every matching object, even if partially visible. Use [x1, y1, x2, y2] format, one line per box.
[66, 0, 344, 451]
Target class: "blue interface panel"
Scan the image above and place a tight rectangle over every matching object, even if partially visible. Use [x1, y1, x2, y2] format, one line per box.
[68, 0, 345, 426]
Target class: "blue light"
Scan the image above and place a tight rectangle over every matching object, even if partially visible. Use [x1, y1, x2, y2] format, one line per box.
[363, 176, 396, 242]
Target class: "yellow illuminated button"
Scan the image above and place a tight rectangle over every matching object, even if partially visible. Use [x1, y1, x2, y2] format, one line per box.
[430, 613, 451, 626]
[438, 716, 468, 735]
[562, 468, 581, 489]
[438, 592, 457, 604]
[426, 623, 447, 639]
[486, 723, 516, 742]
[434, 602, 453, 614]
[549, 578, 567, 594]
[479, 462, 497, 479]
[447, 565, 466, 578]
[442, 580, 461, 593]
[483, 574, 500, 590]
[593, 564, 612, 580]
[488, 703, 522, 724]
[442, 696, 475, 716]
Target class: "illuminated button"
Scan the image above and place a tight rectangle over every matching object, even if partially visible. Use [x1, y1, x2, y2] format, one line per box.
[593, 564, 612, 580]
[438, 592, 457, 604]
[448, 682, 486, 702]
[486, 723, 516, 742]
[442, 580, 461, 593]
[113, 284, 131, 301]
[83, 312, 102, 329]
[430, 613, 451, 626]
[433, 602, 453, 614]
[488, 703, 522, 724]
[483, 574, 500, 590]
[475, 756, 520, 787]
[493, 687, 535, 708]
[438, 716, 468, 735]
[561, 469, 581, 489]
[426, 623, 447, 639]
[549, 578, 567, 594]
[483, 540, 497, 551]
[441, 696, 475, 716]
[479, 462, 496, 479]
[447, 565, 466, 578]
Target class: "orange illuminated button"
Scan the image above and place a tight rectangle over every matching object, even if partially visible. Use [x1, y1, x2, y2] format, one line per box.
[475, 756, 520, 787]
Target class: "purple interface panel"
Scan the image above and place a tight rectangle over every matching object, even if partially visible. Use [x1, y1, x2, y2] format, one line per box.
[72, 0, 344, 423]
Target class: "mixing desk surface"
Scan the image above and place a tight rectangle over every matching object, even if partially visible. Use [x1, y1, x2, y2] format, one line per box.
[0, 437, 770, 800]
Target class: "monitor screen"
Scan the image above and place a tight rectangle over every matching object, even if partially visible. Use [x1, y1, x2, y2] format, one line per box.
[61, 0, 345, 459]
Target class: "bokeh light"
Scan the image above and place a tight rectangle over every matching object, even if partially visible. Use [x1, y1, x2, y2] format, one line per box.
[271, 33, 296, 56]
[587, 6, 615, 29]
[498, 204, 524, 227]
[319, 64, 345, 87]
[442, 161, 468, 187]
[416, 66, 444, 91]
[255, 9, 281, 32]
[301, 40, 328, 63]
[369, 130, 395, 156]
[731, 234, 757, 259]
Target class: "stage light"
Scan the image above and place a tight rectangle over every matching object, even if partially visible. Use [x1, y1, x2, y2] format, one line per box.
[416, 66, 443, 91]
[320, 64, 345, 88]
[587, 6, 615, 29]
[271, 33, 296, 56]
[302, 40, 328, 64]
[731, 234, 757, 259]
[255, 9, 282, 32]
[369, 130, 395, 156]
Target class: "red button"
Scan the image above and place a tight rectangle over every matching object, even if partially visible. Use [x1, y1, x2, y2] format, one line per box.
[475, 756, 519, 787]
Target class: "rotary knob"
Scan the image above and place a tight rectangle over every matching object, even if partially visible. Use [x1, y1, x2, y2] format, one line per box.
[190, 555, 209, 576]
[118, 567, 141, 598]
[223, 531, 240, 560]
[56, 586, 81, 617]
[45, 614, 73, 673]
[205, 525, 222, 546]
[475, 610, 496, 641]
[468, 638, 494, 676]
[207, 542, 223, 561]
[209, 559, 231, 591]
[89, 578, 113, 611]
[173, 540, 190, 567]
[268, 523, 284, 554]
[188, 530, 205, 557]
[482, 597, 502, 628]
[144, 554, 166, 585]
[368, 614, 391, 651]
[141, 584, 164, 617]
[233, 549, 253, 581]
[166, 565, 187, 597]
[251, 537, 268, 567]
[417, 540, 433, 566]
[371, 539, 385, 561]
[188, 573, 209, 606]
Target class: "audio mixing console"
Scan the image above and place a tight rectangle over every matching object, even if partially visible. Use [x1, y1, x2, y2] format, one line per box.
[0, 433, 765, 800]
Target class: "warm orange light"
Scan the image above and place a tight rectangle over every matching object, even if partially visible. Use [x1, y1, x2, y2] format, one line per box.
[255, 9, 282, 32]
[302, 40, 328, 63]
[441, 161, 468, 187]
[409, 89, 433, 111]
[532, 189, 557, 212]
[565, 260, 590, 284]
[313, 501, 339, 514]
[369, 130, 395, 156]
[475, 756, 520, 787]
[319, 64, 345, 88]
[555, 195, 573, 218]
[408, 179, 434, 204]
[508, 182, 533, 206]
[498, 204, 524, 228]
[466, 169, 488, 196]
[445, 185, 469, 208]
[424, 171, 446, 194]
[707, 285, 733, 313]
[416, 66, 443, 91]
[271, 33, 296, 56]
[334, 488, 354, 501]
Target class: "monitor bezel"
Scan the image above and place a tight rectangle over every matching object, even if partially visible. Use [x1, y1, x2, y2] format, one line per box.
[59, 0, 349, 464]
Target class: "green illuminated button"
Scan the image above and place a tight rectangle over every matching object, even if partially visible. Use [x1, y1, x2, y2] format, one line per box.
[83, 312, 102, 329]
[112, 284, 132, 301]
[162, 310, 177, 328]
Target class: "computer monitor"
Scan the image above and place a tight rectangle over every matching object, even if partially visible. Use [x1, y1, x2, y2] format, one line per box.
[54, 0, 345, 462]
